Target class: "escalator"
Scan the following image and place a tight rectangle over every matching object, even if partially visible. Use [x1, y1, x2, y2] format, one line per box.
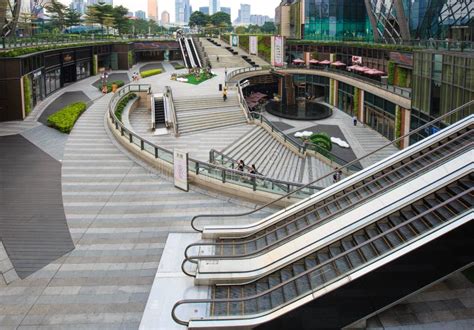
[187, 38, 202, 68]
[183, 120, 472, 280]
[178, 37, 191, 69]
[154, 97, 165, 127]
[172, 174, 473, 328]
[178, 37, 202, 69]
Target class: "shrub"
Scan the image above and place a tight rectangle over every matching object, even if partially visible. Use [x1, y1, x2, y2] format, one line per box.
[47, 102, 87, 133]
[174, 64, 185, 70]
[115, 93, 137, 121]
[23, 75, 32, 116]
[387, 61, 395, 85]
[310, 133, 332, 152]
[97, 80, 125, 93]
[140, 69, 162, 78]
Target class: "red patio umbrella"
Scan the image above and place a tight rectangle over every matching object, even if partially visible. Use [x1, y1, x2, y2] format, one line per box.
[319, 60, 331, 65]
[293, 58, 305, 64]
[331, 61, 346, 67]
[309, 59, 319, 64]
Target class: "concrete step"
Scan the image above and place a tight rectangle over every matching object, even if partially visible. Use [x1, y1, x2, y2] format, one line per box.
[222, 126, 261, 155]
[177, 107, 242, 118]
[179, 114, 246, 128]
[179, 120, 247, 135]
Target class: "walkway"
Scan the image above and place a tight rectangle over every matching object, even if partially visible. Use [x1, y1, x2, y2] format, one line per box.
[211, 37, 270, 67]
[199, 38, 250, 69]
[0, 93, 268, 329]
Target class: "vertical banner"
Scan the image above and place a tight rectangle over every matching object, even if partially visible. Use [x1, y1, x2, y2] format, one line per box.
[271, 36, 285, 67]
[174, 150, 189, 192]
[249, 36, 258, 55]
[304, 52, 311, 66]
[231, 35, 239, 47]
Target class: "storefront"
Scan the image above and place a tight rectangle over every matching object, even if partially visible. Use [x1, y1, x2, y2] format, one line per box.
[337, 82, 354, 116]
[293, 74, 329, 102]
[364, 92, 396, 141]
[30, 70, 45, 107]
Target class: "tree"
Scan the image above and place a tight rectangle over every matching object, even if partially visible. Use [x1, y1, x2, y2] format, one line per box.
[235, 26, 246, 34]
[112, 5, 129, 35]
[85, 2, 115, 34]
[261, 21, 276, 34]
[133, 18, 149, 35]
[64, 8, 81, 27]
[189, 11, 209, 28]
[210, 12, 231, 27]
[46, 0, 67, 31]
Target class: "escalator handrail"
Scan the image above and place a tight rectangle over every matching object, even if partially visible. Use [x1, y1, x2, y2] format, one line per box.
[189, 37, 202, 68]
[178, 38, 190, 69]
[172, 188, 472, 326]
[183, 136, 472, 263]
[184, 38, 197, 68]
[189, 102, 474, 233]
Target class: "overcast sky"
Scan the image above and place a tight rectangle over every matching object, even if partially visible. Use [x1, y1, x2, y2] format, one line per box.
[62, 0, 281, 21]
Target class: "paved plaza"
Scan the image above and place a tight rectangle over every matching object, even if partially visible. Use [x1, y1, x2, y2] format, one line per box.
[0, 59, 471, 329]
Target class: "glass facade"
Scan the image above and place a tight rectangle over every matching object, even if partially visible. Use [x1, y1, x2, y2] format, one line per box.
[293, 74, 330, 102]
[304, 0, 372, 41]
[76, 61, 91, 81]
[364, 92, 396, 140]
[337, 82, 354, 115]
[45, 68, 61, 95]
[366, 0, 474, 43]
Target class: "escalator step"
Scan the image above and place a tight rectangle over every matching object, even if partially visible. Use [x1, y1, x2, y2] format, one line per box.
[304, 256, 318, 270]
[243, 285, 257, 314]
[229, 287, 243, 315]
[295, 217, 308, 230]
[269, 275, 284, 307]
[275, 227, 287, 240]
[365, 226, 391, 254]
[353, 232, 378, 261]
[377, 220, 403, 247]
[245, 240, 257, 253]
[285, 221, 298, 235]
[256, 281, 271, 312]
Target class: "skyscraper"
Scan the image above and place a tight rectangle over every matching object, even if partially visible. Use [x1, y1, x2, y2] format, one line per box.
[209, 0, 220, 15]
[199, 7, 210, 15]
[135, 10, 146, 20]
[237, 4, 251, 25]
[148, 0, 158, 22]
[221, 7, 231, 16]
[161, 11, 170, 25]
[175, 0, 191, 24]
[70, 0, 86, 15]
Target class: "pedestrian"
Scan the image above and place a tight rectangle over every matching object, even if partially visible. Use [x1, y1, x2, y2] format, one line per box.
[223, 86, 228, 102]
[352, 116, 357, 126]
[216, 56, 220, 62]
[237, 160, 245, 172]
[333, 167, 341, 183]
[250, 164, 257, 175]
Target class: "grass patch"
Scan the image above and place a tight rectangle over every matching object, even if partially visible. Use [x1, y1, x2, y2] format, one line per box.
[97, 80, 125, 93]
[182, 72, 216, 85]
[47, 102, 87, 134]
[115, 93, 137, 121]
[141, 69, 162, 78]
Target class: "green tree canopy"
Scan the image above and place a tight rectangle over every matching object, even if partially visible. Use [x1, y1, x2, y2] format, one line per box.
[261, 22, 276, 34]
[189, 11, 209, 28]
[112, 5, 129, 34]
[210, 12, 231, 27]
[64, 8, 81, 27]
[46, 0, 67, 30]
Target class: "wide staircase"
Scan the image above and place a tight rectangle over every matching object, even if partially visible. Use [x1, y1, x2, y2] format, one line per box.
[219, 126, 333, 186]
[174, 95, 248, 135]
[170, 110, 474, 329]
[211, 37, 270, 68]
[200, 38, 250, 69]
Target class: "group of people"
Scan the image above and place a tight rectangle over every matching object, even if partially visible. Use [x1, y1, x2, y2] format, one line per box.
[237, 160, 257, 175]
[132, 72, 141, 81]
[333, 167, 343, 183]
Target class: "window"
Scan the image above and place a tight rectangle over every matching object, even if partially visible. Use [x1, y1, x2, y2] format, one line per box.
[45, 68, 61, 95]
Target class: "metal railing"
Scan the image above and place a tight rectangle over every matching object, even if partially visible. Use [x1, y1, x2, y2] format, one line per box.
[108, 84, 328, 199]
[165, 86, 179, 136]
[172, 189, 472, 326]
[0, 34, 174, 50]
[186, 100, 473, 234]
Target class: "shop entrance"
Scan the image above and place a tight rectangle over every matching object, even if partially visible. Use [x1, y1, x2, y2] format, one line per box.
[62, 65, 76, 85]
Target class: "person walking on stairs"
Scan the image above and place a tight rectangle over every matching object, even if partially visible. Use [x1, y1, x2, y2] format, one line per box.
[223, 86, 228, 102]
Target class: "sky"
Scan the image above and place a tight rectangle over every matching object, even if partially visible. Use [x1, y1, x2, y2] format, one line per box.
[62, 0, 281, 22]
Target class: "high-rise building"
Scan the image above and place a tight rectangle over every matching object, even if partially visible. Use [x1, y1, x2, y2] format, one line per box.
[161, 11, 170, 25]
[135, 10, 146, 20]
[221, 7, 231, 16]
[69, 0, 86, 15]
[209, 0, 220, 15]
[236, 4, 251, 25]
[199, 7, 209, 15]
[148, 0, 159, 22]
[88, 0, 112, 5]
[366, 0, 473, 43]
[175, 0, 191, 24]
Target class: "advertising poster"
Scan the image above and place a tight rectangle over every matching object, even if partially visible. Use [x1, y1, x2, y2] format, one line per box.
[231, 35, 239, 47]
[352, 56, 363, 64]
[249, 36, 258, 55]
[173, 150, 189, 192]
[271, 36, 285, 67]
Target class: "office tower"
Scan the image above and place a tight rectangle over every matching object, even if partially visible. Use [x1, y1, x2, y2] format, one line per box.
[175, 0, 191, 24]
[237, 4, 251, 25]
[199, 7, 209, 15]
[209, 0, 220, 15]
[148, 0, 158, 22]
[221, 7, 231, 16]
[135, 10, 146, 20]
[161, 11, 170, 25]
[69, 0, 86, 15]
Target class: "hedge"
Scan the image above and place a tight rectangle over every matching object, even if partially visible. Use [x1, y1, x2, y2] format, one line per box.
[97, 80, 125, 93]
[141, 69, 162, 78]
[115, 93, 137, 121]
[23, 75, 32, 116]
[47, 102, 87, 134]
[387, 61, 395, 85]
[310, 133, 332, 152]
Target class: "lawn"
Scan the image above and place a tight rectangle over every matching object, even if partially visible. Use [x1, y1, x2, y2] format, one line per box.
[181, 72, 216, 85]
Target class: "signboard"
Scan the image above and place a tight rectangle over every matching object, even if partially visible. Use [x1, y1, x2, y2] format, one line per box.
[271, 36, 285, 67]
[352, 56, 362, 65]
[249, 36, 258, 55]
[389, 52, 414, 67]
[173, 150, 189, 192]
[231, 35, 239, 47]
